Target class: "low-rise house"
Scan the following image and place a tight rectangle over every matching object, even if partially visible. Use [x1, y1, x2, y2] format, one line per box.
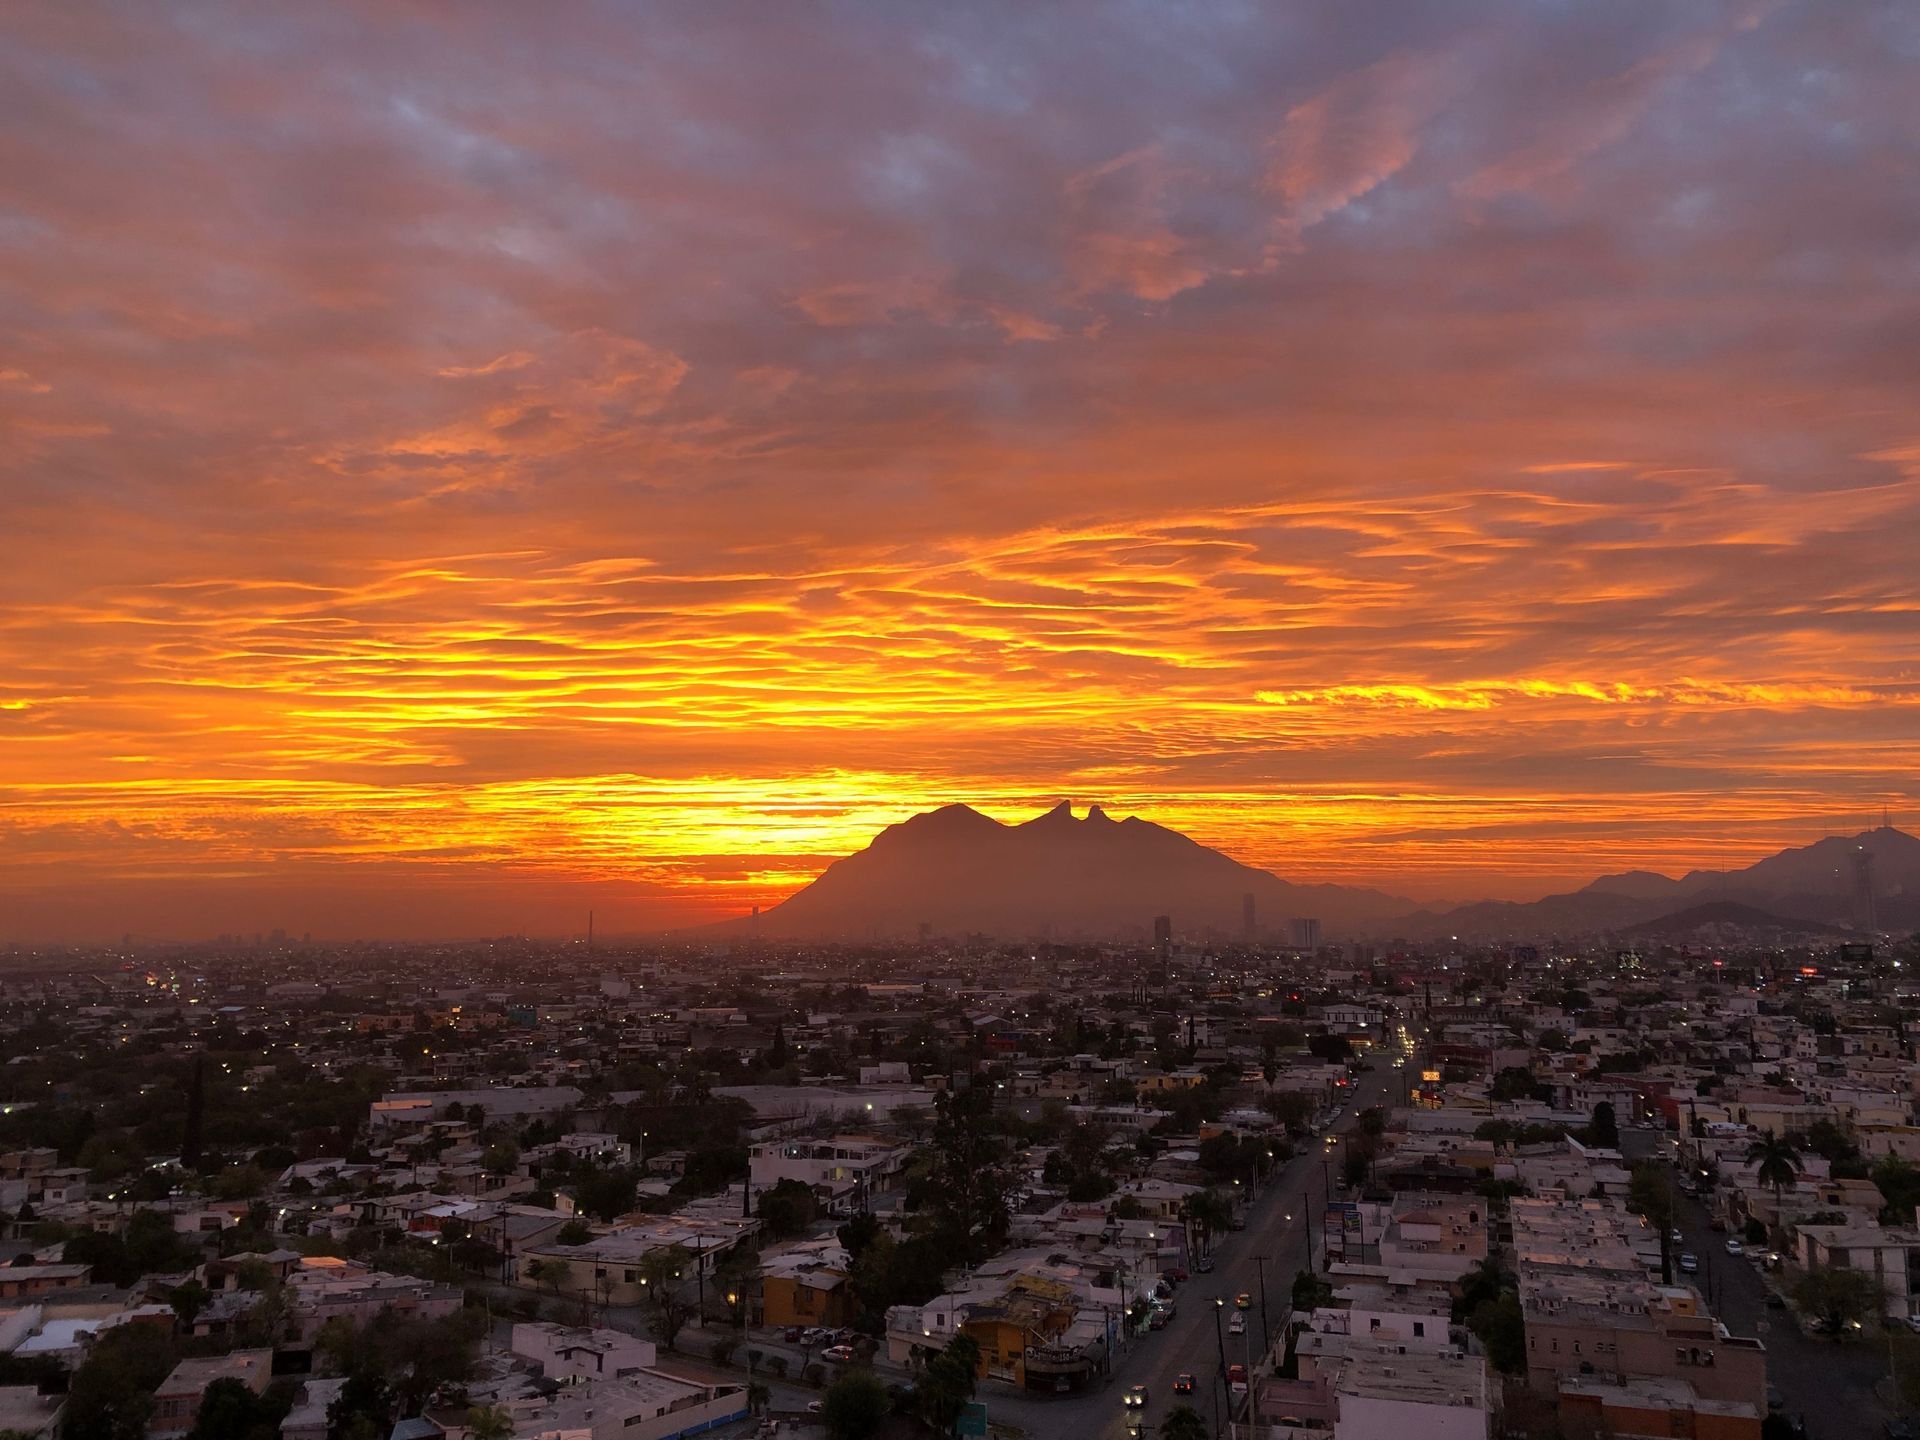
[149, 1349, 273, 1439]
[508, 1321, 657, 1378]
[1796, 1222, 1920, 1319]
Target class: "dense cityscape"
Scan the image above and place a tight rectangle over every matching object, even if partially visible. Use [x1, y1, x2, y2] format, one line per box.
[7, 3, 1919, 1440]
[3, 923, 1919, 1440]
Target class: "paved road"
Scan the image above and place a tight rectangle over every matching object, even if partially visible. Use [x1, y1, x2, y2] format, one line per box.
[1672, 1185, 1891, 1439]
[1618, 1130, 1894, 1439]
[981, 1054, 1412, 1439]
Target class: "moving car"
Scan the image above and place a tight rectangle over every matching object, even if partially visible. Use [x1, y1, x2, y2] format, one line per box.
[1236, 1292, 1253, 1309]
[1229, 1312, 1246, 1335]
[821, 1345, 856, 1363]
[1726, 1239, 1743, 1255]
[1124, 1385, 1149, 1409]
[1227, 1364, 1248, 1394]
[1173, 1373, 1195, 1394]
[1678, 1252, 1698, 1273]
[1766, 1292, 1787, 1309]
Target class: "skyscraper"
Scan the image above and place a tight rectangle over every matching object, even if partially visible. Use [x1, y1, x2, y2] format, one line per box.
[1153, 914, 1171, 961]
[1852, 846, 1877, 931]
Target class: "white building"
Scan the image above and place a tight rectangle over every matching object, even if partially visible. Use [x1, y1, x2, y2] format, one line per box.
[1333, 1344, 1491, 1440]
[509, 1322, 657, 1379]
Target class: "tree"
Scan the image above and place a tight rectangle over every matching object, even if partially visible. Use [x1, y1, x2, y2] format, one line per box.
[1451, 1259, 1512, 1321]
[837, 1212, 882, 1262]
[1874, 1155, 1920, 1224]
[1290, 1268, 1333, 1312]
[1160, 1406, 1209, 1440]
[1746, 1132, 1801, 1210]
[1181, 1189, 1233, 1257]
[1467, 1292, 1526, 1373]
[1628, 1163, 1677, 1285]
[1261, 1091, 1316, 1134]
[821, 1370, 890, 1440]
[1589, 1102, 1619, 1149]
[465, 1407, 513, 1440]
[757, 1178, 819, 1239]
[763, 1024, 790, 1071]
[1490, 1067, 1544, 1103]
[913, 1333, 980, 1437]
[170, 1278, 211, 1328]
[326, 1370, 393, 1440]
[571, 1165, 639, 1222]
[555, 1220, 594, 1246]
[63, 1322, 178, 1440]
[1791, 1265, 1881, 1332]
[638, 1244, 695, 1351]
[745, 1381, 770, 1416]
[525, 1257, 566, 1299]
[188, 1378, 281, 1440]
[1306, 1033, 1352, 1063]
[1358, 1107, 1386, 1140]
[923, 1084, 1012, 1262]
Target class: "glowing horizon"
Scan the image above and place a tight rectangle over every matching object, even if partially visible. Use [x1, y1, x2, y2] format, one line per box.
[3, 3, 1917, 941]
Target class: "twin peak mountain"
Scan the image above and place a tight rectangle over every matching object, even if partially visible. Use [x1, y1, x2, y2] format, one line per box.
[727, 802, 1920, 943]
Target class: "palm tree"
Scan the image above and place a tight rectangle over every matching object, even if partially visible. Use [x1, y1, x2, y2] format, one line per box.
[1160, 1405, 1209, 1440]
[1747, 1132, 1801, 1213]
[466, 1405, 514, 1440]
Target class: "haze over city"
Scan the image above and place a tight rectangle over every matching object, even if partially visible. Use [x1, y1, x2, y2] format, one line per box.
[4, 1, 1918, 943]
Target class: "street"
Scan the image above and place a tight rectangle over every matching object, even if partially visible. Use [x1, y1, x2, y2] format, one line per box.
[1620, 1131, 1894, 1440]
[980, 1060, 1406, 1440]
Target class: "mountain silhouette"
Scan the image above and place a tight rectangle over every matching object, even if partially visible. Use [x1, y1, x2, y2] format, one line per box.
[728, 801, 1411, 941]
[1416, 825, 1920, 939]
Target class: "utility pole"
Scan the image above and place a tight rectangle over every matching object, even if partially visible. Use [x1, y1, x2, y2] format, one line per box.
[1255, 1253, 1270, 1351]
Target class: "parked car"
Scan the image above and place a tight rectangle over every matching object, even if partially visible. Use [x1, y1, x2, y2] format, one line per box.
[1905, 1315, 1920, 1335]
[1196, 1256, 1215, 1273]
[782, 1326, 804, 1342]
[1125, 1385, 1149, 1409]
[1148, 1308, 1169, 1330]
[1165, 1267, 1190, 1283]
[1726, 1239, 1744, 1256]
[822, 1345, 856, 1363]
[1173, 1373, 1196, 1394]
[1767, 1388, 1784, 1411]
[1228, 1313, 1247, 1335]
[1885, 1419, 1915, 1440]
[1668, 1228, 1683, 1245]
[1678, 1253, 1699, 1273]
[1765, 1293, 1787, 1309]
[1227, 1364, 1248, 1394]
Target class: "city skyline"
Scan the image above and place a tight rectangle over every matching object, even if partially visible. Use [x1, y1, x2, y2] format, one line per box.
[5, 2, 1919, 940]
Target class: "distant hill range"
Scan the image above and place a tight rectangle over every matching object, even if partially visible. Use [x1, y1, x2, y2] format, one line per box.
[717, 804, 1919, 943]
[1408, 825, 1920, 941]
[721, 801, 1411, 942]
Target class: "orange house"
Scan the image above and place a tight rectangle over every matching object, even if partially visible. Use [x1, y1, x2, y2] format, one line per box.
[761, 1266, 857, 1330]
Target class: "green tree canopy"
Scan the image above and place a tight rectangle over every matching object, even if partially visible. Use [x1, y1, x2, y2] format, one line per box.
[821, 1370, 890, 1440]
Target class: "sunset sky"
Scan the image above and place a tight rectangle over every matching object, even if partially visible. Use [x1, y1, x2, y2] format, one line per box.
[4, 2, 1918, 941]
